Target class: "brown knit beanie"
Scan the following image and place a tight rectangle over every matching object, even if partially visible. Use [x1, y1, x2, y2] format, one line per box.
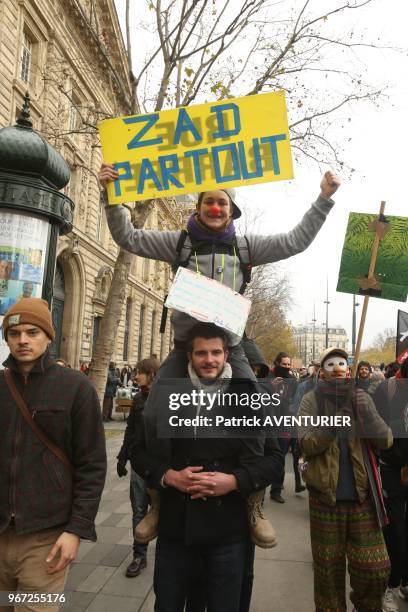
[2, 298, 55, 340]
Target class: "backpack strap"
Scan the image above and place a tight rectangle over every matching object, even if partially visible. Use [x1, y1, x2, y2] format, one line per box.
[173, 231, 252, 281]
[161, 230, 190, 334]
[159, 294, 168, 334]
[161, 232, 252, 332]
[172, 229, 191, 273]
[234, 235, 252, 294]
[3, 369, 73, 473]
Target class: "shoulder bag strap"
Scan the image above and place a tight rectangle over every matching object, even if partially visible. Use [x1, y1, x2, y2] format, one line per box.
[4, 368, 73, 473]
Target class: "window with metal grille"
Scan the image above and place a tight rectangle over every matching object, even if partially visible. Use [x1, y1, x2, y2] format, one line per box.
[123, 298, 132, 361]
[150, 310, 156, 355]
[137, 304, 145, 361]
[68, 93, 81, 133]
[68, 104, 79, 132]
[160, 329, 165, 361]
[96, 195, 104, 242]
[92, 315, 102, 355]
[20, 33, 32, 83]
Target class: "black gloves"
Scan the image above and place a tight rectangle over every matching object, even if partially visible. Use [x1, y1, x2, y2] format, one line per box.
[117, 459, 128, 477]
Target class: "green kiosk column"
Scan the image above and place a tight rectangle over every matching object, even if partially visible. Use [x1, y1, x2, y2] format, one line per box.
[0, 93, 74, 360]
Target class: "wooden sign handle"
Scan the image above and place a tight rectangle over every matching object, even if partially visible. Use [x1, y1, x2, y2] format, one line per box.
[351, 201, 386, 379]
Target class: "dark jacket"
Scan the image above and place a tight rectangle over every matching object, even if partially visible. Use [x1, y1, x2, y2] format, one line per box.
[242, 337, 270, 378]
[269, 370, 298, 428]
[131, 379, 284, 546]
[0, 352, 107, 540]
[373, 377, 408, 467]
[104, 368, 120, 397]
[356, 377, 370, 392]
[117, 390, 148, 462]
[298, 388, 392, 505]
[292, 376, 317, 416]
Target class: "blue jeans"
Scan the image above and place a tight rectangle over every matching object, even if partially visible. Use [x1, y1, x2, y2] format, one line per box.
[153, 537, 247, 612]
[239, 540, 255, 612]
[270, 436, 302, 495]
[130, 468, 148, 559]
[183, 538, 255, 612]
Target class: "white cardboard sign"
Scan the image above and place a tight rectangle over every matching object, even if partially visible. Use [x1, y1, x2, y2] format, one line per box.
[165, 267, 251, 338]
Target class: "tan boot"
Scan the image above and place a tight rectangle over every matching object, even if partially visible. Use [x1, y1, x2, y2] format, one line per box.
[247, 489, 277, 548]
[134, 488, 160, 544]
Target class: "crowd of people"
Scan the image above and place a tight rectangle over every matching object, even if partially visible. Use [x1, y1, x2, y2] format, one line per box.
[113, 337, 408, 611]
[1, 169, 408, 612]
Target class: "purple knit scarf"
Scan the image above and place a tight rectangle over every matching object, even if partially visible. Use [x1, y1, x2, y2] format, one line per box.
[187, 213, 236, 242]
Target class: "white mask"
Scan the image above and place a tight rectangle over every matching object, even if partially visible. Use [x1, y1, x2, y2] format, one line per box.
[322, 355, 347, 372]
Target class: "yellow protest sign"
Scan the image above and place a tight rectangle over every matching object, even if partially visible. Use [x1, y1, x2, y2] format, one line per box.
[98, 91, 293, 204]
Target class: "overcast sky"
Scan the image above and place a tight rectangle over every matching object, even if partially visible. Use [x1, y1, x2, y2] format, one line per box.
[236, 0, 408, 350]
[115, 0, 408, 352]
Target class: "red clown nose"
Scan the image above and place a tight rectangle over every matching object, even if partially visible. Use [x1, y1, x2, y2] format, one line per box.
[208, 205, 221, 217]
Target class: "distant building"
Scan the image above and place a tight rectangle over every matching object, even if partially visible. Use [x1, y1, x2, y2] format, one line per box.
[293, 324, 348, 365]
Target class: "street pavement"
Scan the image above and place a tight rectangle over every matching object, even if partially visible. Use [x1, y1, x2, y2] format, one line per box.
[62, 414, 408, 612]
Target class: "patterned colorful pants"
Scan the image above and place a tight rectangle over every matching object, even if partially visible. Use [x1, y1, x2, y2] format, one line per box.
[309, 496, 390, 612]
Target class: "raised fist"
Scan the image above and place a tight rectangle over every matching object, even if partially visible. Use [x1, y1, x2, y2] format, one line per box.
[320, 170, 341, 200]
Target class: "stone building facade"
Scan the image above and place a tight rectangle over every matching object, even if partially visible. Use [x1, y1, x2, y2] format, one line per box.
[0, 0, 186, 368]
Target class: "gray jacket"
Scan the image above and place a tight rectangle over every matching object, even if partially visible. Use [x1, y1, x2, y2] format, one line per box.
[106, 196, 334, 345]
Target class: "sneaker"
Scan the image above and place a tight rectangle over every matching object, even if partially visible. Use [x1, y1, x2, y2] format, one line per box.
[125, 557, 147, 578]
[270, 493, 285, 504]
[399, 585, 408, 600]
[382, 587, 399, 612]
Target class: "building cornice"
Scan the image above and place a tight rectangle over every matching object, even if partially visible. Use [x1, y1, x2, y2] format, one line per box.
[54, 0, 132, 111]
[27, 0, 131, 112]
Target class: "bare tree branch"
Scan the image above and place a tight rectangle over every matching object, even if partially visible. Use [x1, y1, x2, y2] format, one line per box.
[289, 89, 382, 129]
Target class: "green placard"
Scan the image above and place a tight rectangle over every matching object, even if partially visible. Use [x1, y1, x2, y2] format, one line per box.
[336, 212, 408, 302]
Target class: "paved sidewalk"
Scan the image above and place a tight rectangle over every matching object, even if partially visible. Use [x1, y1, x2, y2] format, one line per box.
[62, 419, 408, 611]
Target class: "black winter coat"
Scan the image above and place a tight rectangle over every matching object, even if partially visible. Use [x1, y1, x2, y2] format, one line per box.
[373, 377, 408, 467]
[0, 352, 107, 540]
[131, 379, 284, 546]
